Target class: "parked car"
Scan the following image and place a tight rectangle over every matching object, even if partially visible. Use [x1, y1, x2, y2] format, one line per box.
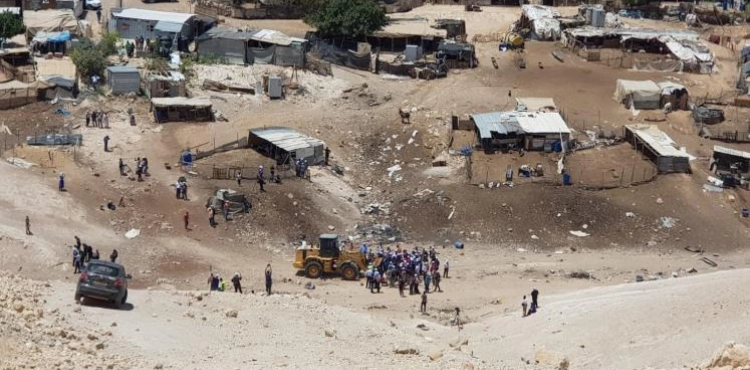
[75, 261, 131, 309]
[85, 0, 101, 10]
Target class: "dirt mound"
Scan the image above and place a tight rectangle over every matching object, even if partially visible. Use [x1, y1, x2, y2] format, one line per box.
[0, 273, 137, 370]
[701, 342, 750, 370]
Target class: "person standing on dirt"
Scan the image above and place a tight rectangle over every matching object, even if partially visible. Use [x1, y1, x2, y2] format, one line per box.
[443, 260, 450, 278]
[208, 273, 219, 291]
[265, 264, 273, 295]
[236, 171, 242, 186]
[398, 272, 406, 297]
[521, 295, 528, 317]
[110, 249, 118, 263]
[102, 112, 109, 129]
[58, 173, 65, 191]
[74, 235, 81, 250]
[85, 111, 91, 127]
[73, 250, 82, 274]
[454, 307, 463, 330]
[208, 207, 216, 228]
[231, 273, 242, 294]
[103, 135, 110, 152]
[119, 158, 126, 175]
[183, 211, 189, 230]
[432, 270, 442, 292]
[25, 216, 32, 235]
[222, 200, 230, 221]
[420, 291, 427, 313]
[531, 287, 539, 308]
[83, 244, 92, 262]
[324, 147, 330, 166]
[424, 270, 432, 293]
[257, 175, 265, 192]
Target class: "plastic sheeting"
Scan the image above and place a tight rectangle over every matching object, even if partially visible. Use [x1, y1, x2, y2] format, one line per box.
[249, 46, 275, 65]
[614, 79, 661, 109]
[23, 10, 80, 38]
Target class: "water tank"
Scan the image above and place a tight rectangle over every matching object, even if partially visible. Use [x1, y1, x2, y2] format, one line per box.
[268, 76, 282, 99]
[591, 9, 606, 27]
[405, 45, 421, 62]
[585, 8, 593, 24]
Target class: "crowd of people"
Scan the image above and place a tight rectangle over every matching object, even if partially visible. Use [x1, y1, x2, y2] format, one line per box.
[358, 244, 448, 302]
[86, 110, 110, 129]
[70, 235, 118, 274]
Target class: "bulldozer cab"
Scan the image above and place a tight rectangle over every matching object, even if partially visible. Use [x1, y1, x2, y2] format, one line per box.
[319, 234, 340, 259]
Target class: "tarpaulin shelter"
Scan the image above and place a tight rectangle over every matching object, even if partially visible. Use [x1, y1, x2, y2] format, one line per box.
[518, 5, 561, 41]
[197, 27, 306, 66]
[23, 9, 81, 39]
[658, 81, 689, 110]
[614, 79, 661, 109]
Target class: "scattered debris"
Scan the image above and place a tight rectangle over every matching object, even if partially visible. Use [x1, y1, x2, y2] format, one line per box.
[700, 257, 717, 267]
[124, 229, 140, 239]
[659, 217, 677, 229]
[569, 230, 590, 237]
[568, 271, 592, 279]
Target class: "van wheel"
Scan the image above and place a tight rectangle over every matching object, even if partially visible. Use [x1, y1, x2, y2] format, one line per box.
[341, 264, 358, 281]
[305, 261, 323, 279]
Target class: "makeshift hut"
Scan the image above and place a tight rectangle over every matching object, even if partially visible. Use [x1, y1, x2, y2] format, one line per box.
[517, 5, 561, 41]
[108, 8, 208, 51]
[34, 57, 78, 99]
[151, 97, 213, 123]
[196, 27, 307, 67]
[624, 124, 691, 173]
[711, 145, 750, 175]
[471, 111, 570, 152]
[248, 127, 325, 165]
[106, 66, 140, 95]
[658, 81, 689, 110]
[614, 79, 661, 110]
[147, 71, 186, 98]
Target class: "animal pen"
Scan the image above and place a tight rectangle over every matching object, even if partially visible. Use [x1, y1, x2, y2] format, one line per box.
[624, 124, 691, 174]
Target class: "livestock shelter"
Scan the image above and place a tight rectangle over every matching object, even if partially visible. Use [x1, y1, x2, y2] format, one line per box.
[614, 79, 661, 110]
[197, 27, 307, 66]
[471, 111, 571, 153]
[146, 71, 185, 98]
[624, 124, 691, 173]
[106, 66, 140, 95]
[248, 127, 325, 165]
[711, 145, 750, 175]
[109, 9, 204, 46]
[151, 97, 213, 123]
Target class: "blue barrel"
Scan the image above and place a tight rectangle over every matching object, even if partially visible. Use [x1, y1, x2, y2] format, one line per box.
[562, 173, 572, 186]
[454, 241, 464, 249]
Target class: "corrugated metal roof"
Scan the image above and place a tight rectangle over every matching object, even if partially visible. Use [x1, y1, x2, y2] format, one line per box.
[151, 97, 212, 108]
[154, 21, 184, 33]
[250, 127, 324, 152]
[517, 112, 571, 134]
[626, 124, 690, 158]
[113, 8, 195, 24]
[201, 27, 256, 41]
[471, 112, 522, 139]
[714, 145, 750, 160]
[107, 66, 139, 73]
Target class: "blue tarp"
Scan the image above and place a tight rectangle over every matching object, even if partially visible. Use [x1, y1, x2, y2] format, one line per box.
[47, 31, 71, 43]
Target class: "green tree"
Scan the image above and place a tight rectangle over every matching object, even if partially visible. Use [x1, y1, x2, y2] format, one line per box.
[0, 10, 26, 47]
[70, 33, 122, 79]
[71, 39, 106, 79]
[304, 0, 386, 38]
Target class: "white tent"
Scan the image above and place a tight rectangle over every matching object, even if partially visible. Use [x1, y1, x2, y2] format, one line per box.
[614, 79, 661, 110]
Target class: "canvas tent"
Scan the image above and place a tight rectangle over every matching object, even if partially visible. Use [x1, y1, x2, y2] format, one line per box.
[624, 124, 691, 173]
[23, 9, 81, 38]
[614, 79, 661, 110]
[248, 127, 325, 165]
[197, 27, 306, 67]
[518, 5, 561, 41]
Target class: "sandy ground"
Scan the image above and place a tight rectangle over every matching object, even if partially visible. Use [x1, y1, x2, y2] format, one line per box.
[1, 3, 750, 370]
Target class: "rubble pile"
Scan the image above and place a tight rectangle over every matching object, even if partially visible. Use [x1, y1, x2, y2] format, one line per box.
[0, 273, 133, 370]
